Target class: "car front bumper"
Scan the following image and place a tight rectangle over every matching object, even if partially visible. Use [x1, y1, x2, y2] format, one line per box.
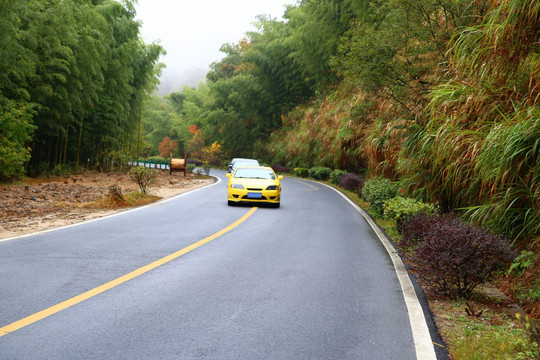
[227, 188, 281, 204]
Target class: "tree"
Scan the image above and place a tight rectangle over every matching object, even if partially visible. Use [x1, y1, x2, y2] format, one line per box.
[201, 141, 223, 166]
[0, 103, 36, 180]
[284, 0, 368, 85]
[158, 136, 178, 158]
[186, 125, 205, 160]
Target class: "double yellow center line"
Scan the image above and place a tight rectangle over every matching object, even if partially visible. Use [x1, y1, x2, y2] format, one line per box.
[0, 207, 258, 337]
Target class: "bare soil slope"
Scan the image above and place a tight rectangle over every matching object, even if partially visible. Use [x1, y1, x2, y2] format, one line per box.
[0, 170, 213, 240]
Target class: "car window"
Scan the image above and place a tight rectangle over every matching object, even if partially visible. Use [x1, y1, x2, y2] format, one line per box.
[232, 160, 259, 169]
[234, 168, 275, 180]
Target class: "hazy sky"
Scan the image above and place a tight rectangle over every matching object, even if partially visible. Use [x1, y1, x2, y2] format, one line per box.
[135, 0, 294, 91]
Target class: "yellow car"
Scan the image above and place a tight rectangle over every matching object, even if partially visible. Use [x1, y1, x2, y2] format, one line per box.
[226, 166, 283, 208]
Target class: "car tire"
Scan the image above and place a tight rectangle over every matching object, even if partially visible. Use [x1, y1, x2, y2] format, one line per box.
[228, 200, 234, 206]
[273, 203, 280, 208]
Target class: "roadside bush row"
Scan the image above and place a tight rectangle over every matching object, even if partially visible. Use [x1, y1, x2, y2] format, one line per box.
[277, 164, 518, 300]
[281, 165, 366, 193]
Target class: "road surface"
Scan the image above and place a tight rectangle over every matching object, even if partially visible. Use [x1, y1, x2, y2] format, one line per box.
[0, 169, 438, 359]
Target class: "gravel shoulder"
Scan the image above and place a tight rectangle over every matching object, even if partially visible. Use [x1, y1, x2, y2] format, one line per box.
[0, 170, 213, 240]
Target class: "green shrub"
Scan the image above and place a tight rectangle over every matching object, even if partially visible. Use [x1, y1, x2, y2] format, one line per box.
[0, 103, 36, 180]
[330, 169, 348, 184]
[383, 197, 435, 222]
[51, 164, 72, 178]
[202, 163, 211, 176]
[129, 166, 157, 194]
[146, 156, 167, 163]
[294, 167, 310, 177]
[361, 176, 397, 217]
[186, 163, 196, 173]
[310, 166, 332, 180]
[507, 250, 536, 277]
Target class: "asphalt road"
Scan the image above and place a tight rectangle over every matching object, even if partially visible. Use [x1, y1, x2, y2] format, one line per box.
[0, 169, 438, 359]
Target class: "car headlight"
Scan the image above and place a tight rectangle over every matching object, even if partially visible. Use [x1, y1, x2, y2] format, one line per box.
[231, 183, 244, 189]
[266, 185, 279, 190]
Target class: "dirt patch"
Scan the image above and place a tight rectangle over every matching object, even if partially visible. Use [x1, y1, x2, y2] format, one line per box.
[0, 170, 214, 240]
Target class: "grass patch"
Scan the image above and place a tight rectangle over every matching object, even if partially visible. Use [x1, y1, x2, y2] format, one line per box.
[86, 190, 161, 209]
[431, 298, 533, 360]
[124, 191, 161, 206]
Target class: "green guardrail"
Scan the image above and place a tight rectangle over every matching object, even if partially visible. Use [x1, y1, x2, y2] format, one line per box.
[129, 160, 170, 170]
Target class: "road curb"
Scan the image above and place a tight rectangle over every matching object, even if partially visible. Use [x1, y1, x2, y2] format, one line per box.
[315, 181, 441, 360]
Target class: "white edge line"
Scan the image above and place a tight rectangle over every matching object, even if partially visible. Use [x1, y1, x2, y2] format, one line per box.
[0, 176, 221, 243]
[314, 180, 437, 360]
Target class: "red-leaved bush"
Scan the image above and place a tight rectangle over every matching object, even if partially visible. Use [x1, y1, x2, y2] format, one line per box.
[402, 213, 516, 298]
[398, 212, 451, 253]
[271, 164, 291, 173]
[338, 173, 364, 192]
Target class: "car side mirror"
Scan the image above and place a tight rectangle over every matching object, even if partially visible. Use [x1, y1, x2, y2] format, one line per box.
[278, 175, 284, 180]
[226, 173, 231, 178]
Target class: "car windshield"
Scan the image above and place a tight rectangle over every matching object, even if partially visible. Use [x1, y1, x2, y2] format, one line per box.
[234, 168, 276, 180]
[233, 160, 259, 168]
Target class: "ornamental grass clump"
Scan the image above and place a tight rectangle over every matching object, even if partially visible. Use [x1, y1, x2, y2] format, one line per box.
[108, 183, 126, 204]
[399, 0, 540, 242]
[403, 213, 516, 298]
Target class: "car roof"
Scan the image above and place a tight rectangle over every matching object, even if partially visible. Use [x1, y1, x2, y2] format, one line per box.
[231, 158, 258, 163]
[232, 159, 258, 163]
[234, 165, 272, 170]
[231, 160, 259, 168]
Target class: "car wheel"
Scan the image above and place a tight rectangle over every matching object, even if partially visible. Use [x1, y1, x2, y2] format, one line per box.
[273, 202, 280, 208]
[228, 200, 234, 206]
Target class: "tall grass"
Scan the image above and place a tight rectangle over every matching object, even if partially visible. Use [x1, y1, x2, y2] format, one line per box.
[263, 84, 372, 171]
[468, 110, 539, 241]
[401, 0, 539, 242]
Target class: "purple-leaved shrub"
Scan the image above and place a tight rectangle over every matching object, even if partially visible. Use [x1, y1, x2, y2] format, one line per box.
[402, 213, 516, 298]
[338, 173, 364, 192]
[271, 164, 291, 173]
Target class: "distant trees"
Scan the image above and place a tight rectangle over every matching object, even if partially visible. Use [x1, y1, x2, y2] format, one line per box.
[158, 137, 177, 158]
[159, 0, 373, 160]
[164, 11, 322, 159]
[134, 0, 536, 243]
[0, 0, 163, 179]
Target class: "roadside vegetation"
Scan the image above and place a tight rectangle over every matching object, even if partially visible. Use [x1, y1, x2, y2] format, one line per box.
[2, 0, 538, 358]
[276, 166, 539, 359]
